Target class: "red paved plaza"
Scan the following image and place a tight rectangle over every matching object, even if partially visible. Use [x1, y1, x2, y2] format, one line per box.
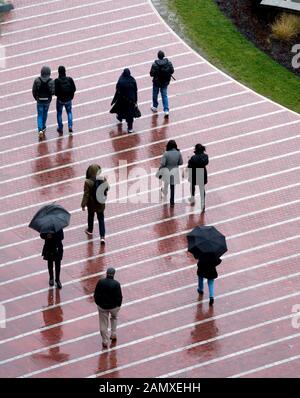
[0, 0, 300, 378]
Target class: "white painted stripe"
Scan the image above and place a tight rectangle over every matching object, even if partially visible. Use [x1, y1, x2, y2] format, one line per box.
[0, 0, 130, 25]
[0, 179, 299, 278]
[149, 0, 300, 120]
[14, 0, 64, 11]
[0, 93, 277, 156]
[0, 96, 270, 185]
[0, 49, 192, 106]
[2, 21, 162, 61]
[4, 12, 155, 48]
[3, 187, 299, 270]
[229, 355, 300, 378]
[0, 110, 292, 223]
[0, 95, 262, 194]
[0, 22, 164, 74]
[0, 71, 221, 138]
[1, 136, 299, 255]
[2, 280, 299, 367]
[3, 211, 300, 319]
[89, 314, 297, 377]
[3, 229, 298, 310]
[0, 41, 180, 89]
[0, 142, 297, 223]
[19, 313, 297, 377]
[1, 122, 298, 190]
[0, 105, 293, 176]
[1, 130, 298, 221]
[0, 194, 300, 304]
[0, 61, 208, 121]
[156, 331, 300, 379]
[1, 1, 147, 38]
[2, 251, 300, 347]
[0, 126, 298, 250]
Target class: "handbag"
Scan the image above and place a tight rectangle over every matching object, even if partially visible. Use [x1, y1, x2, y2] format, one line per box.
[134, 104, 141, 118]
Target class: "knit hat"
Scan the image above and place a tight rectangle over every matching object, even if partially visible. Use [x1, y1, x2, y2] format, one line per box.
[40, 66, 51, 82]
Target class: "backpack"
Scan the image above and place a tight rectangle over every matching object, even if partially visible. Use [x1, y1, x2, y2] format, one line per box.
[92, 178, 109, 204]
[58, 77, 75, 101]
[38, 78, 52, 102]
[156, 60, 172, 84]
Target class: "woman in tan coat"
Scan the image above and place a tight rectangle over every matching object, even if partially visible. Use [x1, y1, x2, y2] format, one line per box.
[81, 164, 109, 244]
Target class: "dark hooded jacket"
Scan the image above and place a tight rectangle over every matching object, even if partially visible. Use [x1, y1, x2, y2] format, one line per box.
[55, 66, 76, 103]
[188, 152, 209, 186]
[110, 69, 138, 119]
[94, 277, 123, 309]
[81, 164, 109, 213]
[32, 66, 55, 103]
[40, 229, 64, 262]
[197, 253, 222, 280]
[150, 58, 174, 87]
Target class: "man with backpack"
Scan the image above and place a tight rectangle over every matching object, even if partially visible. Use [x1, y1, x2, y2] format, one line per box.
[55, 65, 76, 135]
[81, 164, 109, 245]
[150, 50, 174, 117]
[32, 66, 55, 140]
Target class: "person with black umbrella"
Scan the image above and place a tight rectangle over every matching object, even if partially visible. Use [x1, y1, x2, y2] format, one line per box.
[197, 253, 221, 306]
[40, 229, 64, 289]
[187, 225, 227, 306]
[29, 203, 71, 289]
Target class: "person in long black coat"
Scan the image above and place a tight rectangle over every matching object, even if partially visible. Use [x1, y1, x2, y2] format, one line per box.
[187, 143, 209, 212]
[197, 252, 221, 306]
[110, 68, 138, 133]
[41, 229, 64, 289]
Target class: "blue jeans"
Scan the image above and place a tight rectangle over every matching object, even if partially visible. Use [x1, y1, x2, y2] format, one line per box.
[152, 84, 169, 112]
[88, 210, 105, 238]
[198, 277, 214, 298]
[37, 102, 50, 132]
[56, 100, 73, 130]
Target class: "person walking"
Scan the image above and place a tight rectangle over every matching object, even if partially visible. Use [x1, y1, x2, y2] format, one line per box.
[150, 50, 174, 117]
[110, 68, 138, 133]
[187, 143, 209, 212]
[197, 253, 221, 306]
[32, 66, 55, 140]
[55, 65, 76, 136]
[81, 164, 109, 244]
[94, 268, 123, 349]
[40, 229, 64, 289]
[157, 140, 183, 207]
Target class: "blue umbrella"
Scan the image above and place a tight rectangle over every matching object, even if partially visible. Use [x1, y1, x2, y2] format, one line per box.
[29, 203, 71, 234]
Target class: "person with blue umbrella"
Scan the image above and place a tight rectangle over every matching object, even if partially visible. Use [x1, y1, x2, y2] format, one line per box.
[29, 203, 71, 289]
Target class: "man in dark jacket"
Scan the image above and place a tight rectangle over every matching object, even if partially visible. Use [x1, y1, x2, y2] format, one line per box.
[150, 50, 174, 117]
[187, 144, 209, 212]
[55, 66, 76, 135]
[94, 268, 123, 348]
[32, 66, 55, 140]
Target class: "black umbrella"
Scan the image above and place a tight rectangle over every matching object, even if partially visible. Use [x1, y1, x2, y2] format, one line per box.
[29, 203, 71, 234]
[187, 225, 227, 259]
